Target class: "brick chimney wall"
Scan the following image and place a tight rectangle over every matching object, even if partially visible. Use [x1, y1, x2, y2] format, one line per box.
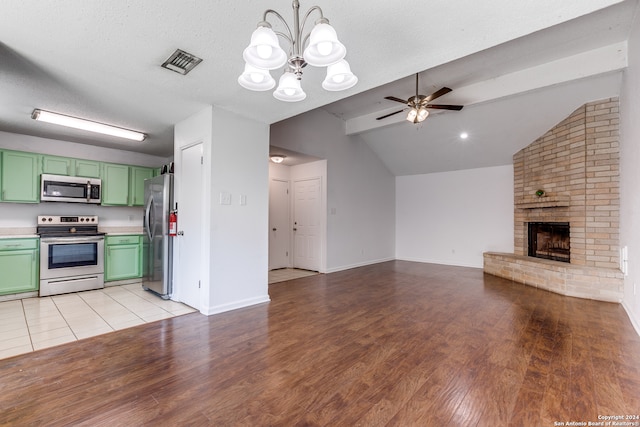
[514, 97, 620, 268]
[484, 97, 623, 302]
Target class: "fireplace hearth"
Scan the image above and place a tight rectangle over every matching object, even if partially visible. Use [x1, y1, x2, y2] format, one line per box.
[528, 222, 570, 263]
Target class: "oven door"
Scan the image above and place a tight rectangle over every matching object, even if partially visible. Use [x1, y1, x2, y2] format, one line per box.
[40, 236, 104, 280]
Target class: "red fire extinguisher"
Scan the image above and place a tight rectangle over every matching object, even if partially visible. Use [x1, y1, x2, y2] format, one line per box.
[169, 210, 177, 236]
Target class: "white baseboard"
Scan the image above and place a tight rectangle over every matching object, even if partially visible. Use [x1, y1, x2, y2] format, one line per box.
[202, 294, 270, 316]
[395, 256, 482, 269]
[325, 257, 395, 274]
[622, 300, 640, 337]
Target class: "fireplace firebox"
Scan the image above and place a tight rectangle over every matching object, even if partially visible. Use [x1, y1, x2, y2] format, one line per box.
[528, 222, 570, 263]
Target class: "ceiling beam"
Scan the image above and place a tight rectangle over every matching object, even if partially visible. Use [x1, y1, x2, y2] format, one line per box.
[345, 41, 627, 136]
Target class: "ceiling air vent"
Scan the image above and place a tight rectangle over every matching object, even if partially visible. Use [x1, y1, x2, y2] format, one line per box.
[161, 49, 203, 75]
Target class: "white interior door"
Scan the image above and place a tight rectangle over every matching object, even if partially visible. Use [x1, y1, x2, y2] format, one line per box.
[269, 179, 290, 270]
[293, 178, 321, 271]
[176, 143, 203, 309]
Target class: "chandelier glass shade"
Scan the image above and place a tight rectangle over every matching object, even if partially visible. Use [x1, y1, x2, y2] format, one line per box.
[273, 71, 307, 102]
[239, 1, 357, 102]
[237, 64, 276, 91]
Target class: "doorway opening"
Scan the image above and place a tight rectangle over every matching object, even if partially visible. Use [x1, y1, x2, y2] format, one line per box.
[268, 147, 326, 277]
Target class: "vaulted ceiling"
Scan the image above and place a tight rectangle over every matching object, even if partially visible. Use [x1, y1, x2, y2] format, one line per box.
[0, 0, 636, 175]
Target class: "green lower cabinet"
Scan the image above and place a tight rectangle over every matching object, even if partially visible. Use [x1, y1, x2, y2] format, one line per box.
[105, 235, 142, 282]
[0, 239, 39, 295]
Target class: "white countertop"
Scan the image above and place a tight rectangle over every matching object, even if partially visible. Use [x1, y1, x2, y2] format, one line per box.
[0, 234, 39, 239]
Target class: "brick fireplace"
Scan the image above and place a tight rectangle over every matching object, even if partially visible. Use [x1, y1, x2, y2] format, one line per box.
[484, 98, 623, 302]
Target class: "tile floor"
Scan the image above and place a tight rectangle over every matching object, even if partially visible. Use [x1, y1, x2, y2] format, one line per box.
[0, 283, 197, 360]
[268, 268, 319, 284]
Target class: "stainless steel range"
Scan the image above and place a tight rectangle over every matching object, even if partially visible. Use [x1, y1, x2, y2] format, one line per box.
[37, 215, 105, 297]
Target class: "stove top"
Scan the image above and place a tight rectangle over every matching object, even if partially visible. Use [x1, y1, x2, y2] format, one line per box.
[37, 215, 104, 237]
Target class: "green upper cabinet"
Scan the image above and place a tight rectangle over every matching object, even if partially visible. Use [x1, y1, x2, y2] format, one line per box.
[74, 159, 101, 178]
[1, 150, 41, 203]
[101, 163, 130, 206]
[42, 155, 73, 176]
[129, 166, 154, 206]
[42, 156, 101, 179]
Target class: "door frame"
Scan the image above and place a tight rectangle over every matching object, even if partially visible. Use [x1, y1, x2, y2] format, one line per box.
[269, 178, 291, 270]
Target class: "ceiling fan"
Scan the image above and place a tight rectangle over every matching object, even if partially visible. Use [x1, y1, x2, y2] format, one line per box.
[376, 73, 464, 123]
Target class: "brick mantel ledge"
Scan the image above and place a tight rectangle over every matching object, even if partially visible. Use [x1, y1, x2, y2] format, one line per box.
[483, 252, 623, 303]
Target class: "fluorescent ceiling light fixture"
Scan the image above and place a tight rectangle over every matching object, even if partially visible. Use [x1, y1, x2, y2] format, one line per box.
[31, 109, 146, 141]
[239, 1, 356, 102]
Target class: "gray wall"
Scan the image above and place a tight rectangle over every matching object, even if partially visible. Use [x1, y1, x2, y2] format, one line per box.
[270, 108, 396, 272]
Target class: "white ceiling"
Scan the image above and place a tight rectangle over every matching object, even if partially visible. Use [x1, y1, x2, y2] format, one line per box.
[0, 0, 636, 174]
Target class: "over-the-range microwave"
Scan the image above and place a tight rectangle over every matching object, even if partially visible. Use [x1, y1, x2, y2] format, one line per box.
[41, 173, 101, 204]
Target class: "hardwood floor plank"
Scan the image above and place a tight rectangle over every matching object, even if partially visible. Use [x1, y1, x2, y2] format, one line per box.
[0, 261, 638, 426]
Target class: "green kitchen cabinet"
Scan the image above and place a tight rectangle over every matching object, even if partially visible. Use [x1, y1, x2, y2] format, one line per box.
[74, 159, 101, 178]
[42, 155, 73, 176]
[105, 235, 142, 282]
[101, 163, 130, 205]
[1, 150, 41, 203]
[129, 166, 154, 206]
[0, 238, 39, 295]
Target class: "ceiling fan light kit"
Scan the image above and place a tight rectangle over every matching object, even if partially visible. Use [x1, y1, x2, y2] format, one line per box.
[378, 73, 464, 124]
[239, 0, 357, 102]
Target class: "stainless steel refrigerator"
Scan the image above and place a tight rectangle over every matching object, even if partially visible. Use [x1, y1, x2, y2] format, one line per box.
[142, 174, 173, 298]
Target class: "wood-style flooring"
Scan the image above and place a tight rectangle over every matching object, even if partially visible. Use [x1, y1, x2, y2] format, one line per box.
[1, 261, 639, 426]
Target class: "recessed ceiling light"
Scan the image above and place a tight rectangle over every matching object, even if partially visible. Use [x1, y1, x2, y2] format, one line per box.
[460, 132, 469, 139]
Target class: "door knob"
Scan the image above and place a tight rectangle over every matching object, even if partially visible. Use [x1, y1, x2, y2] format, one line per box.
[177, 231, 184, 236]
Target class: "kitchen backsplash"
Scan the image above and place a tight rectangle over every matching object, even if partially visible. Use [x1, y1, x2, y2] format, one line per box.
[0, 202, 144, 229]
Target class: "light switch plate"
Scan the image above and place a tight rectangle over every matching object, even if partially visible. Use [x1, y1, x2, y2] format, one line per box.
[219, 192, 231, 205]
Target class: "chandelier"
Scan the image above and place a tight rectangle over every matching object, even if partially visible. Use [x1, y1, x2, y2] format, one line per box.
[238, 0, 357, 102]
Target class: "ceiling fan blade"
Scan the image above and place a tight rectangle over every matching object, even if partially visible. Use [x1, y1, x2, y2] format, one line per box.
[424, 87, 452, 103]
[384, 96, 408, 105]
[425, 104, 464, 111]
[376, 109, 405, 120]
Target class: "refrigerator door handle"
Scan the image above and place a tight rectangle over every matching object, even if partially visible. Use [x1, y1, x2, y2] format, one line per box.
[145, 196, 154, 240]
